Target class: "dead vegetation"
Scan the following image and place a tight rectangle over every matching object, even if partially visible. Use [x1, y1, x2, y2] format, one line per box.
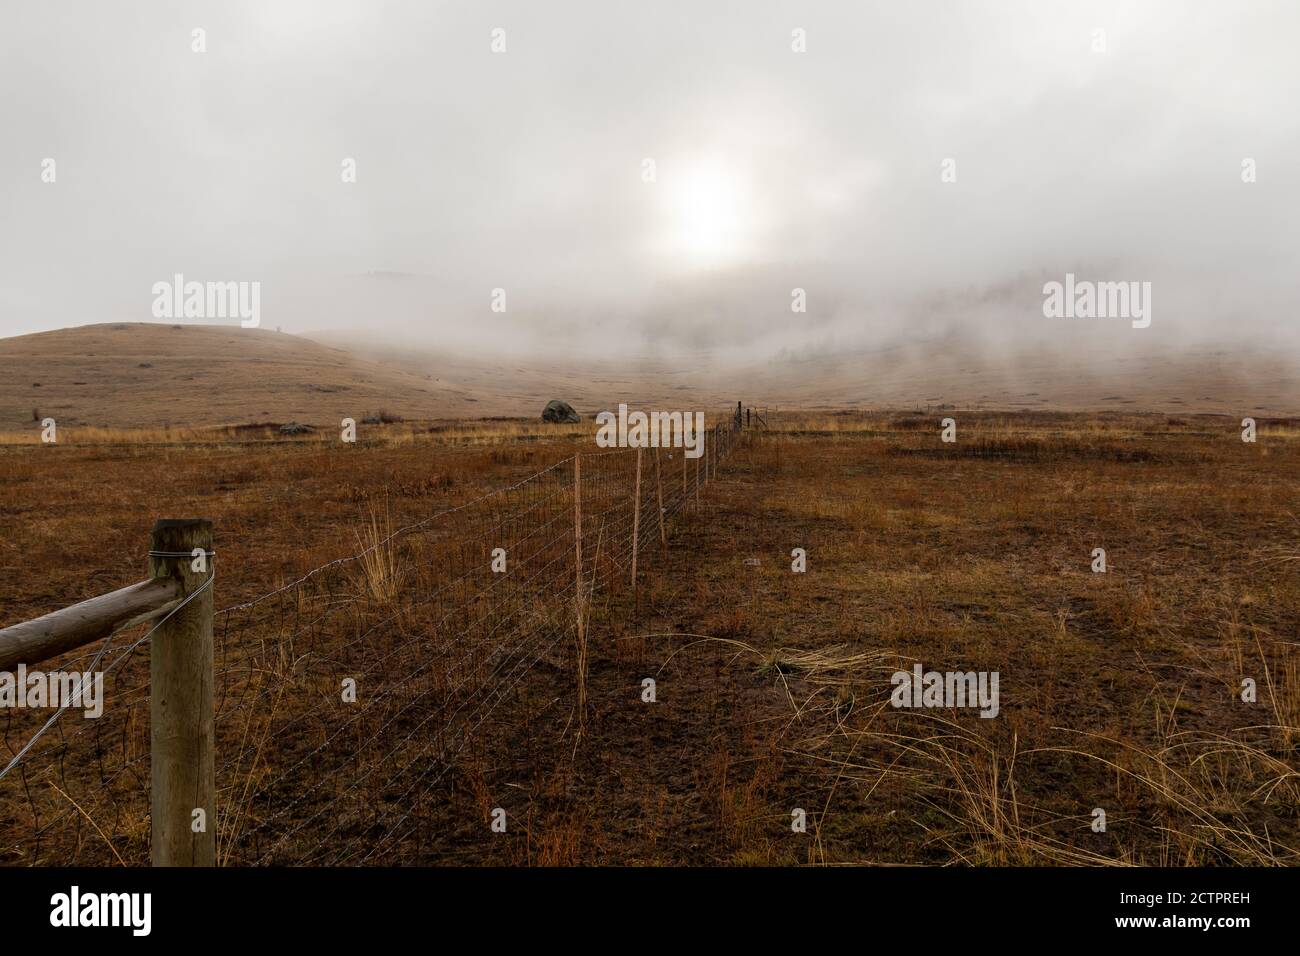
[1, 409, 1297, 865]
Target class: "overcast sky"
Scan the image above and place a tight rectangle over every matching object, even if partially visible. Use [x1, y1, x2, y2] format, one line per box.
[2, 0, 1297, 360]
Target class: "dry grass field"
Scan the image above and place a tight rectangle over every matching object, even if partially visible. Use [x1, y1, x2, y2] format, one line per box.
[2, 408, 1298, 865]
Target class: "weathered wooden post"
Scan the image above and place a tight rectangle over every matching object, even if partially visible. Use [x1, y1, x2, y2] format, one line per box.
[654, 446, 666, 552]
[703, 426, 709, 485]
[630, 447, 642, 605]
[573, 456, 586, 730]
[149, 518, 215, 867]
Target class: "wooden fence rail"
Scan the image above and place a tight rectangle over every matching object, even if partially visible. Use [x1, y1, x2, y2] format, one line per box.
[0, 518, 216, 867]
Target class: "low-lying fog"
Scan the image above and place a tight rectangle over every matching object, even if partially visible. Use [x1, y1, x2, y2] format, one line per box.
[2, 1, 1297, 375]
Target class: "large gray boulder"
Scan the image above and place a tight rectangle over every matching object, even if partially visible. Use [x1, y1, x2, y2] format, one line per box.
[541, 400, 580, 424]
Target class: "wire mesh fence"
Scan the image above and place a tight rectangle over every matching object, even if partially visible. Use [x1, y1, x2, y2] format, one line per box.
[0, 418, 745, 865]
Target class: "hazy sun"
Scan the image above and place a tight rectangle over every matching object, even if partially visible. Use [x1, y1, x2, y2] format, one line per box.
[662, 157, 752, 268]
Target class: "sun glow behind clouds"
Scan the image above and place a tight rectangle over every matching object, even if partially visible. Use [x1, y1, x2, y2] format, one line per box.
[659, 157, 756, 269]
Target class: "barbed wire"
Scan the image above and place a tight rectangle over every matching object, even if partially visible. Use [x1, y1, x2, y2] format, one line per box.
[1, 420, 748, 865]
[0, 573, 214, 785]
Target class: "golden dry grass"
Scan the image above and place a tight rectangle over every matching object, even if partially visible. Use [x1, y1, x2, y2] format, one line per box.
[605, 410, 1300, 865]
[2, 408, 1297, 866]
[0, 322, 496, 430]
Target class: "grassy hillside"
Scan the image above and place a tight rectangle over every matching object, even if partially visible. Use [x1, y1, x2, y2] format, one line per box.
[0, 323, 498, 429]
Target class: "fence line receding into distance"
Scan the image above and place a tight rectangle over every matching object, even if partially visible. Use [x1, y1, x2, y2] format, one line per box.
[0, 409, 757, 866]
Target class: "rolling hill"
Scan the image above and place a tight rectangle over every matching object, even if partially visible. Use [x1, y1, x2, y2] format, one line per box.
[1, 321, 1296, 430]
[0, 323, 498, 429]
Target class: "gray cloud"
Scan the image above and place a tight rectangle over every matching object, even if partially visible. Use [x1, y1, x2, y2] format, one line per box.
[2, 0, 1297, 363]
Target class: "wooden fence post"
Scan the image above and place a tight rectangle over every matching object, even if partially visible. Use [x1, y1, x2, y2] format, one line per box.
[573, 455, 586, 730]
[654, 446, 666, 552]
[149, 518, 215, 867]
[630, 447, 642, 605]
[572, 455, 587, 733]
[704, 428, 709, 485]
